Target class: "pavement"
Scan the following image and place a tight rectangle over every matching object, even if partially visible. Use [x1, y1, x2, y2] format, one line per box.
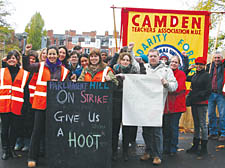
[0, 127, 225, 168]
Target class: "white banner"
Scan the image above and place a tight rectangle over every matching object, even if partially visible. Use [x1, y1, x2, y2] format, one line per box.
[122, 74, 163, 127]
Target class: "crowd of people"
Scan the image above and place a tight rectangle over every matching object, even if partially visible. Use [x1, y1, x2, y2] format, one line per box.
[0, 42, 224, 167]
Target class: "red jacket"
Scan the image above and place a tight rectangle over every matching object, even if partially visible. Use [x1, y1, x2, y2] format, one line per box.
[164, 69, 186, 114]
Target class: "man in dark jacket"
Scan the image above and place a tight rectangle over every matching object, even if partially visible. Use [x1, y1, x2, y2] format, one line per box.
[206, 51, 225, 142]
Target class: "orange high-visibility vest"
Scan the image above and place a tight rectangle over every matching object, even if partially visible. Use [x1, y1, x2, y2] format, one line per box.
[29, 73, 38, 104]
[32, 62, 69, 110]
[0, 68, 30, 115]
[84, 66, 111, 82]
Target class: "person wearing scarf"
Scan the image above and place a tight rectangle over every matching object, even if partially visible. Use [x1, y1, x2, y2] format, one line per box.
[78, 49, 118, 86]
[23, 45, 71, 168]
[112, 52, 139, 161]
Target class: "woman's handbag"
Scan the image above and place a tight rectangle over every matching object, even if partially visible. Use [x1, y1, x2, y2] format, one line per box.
[186, 93, 192, 107]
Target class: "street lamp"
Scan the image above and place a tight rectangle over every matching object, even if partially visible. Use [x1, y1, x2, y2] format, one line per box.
[41, 36, 47, 49]
[22, 32, 28, 54]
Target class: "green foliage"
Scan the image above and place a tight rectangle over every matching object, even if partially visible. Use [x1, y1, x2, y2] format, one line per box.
[192, 0, 225, 52]
[0, 1, 19, 57]
[25, 12, 45, 50]
[0, 26, 11, 40]
[0, 0, 11, 41]
[0, 0, 10, 26]
[0, 26, 19, 55]
[194, 0, 224, 29]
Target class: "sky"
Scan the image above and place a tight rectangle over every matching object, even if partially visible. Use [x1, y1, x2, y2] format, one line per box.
[7, 0, 199, 35]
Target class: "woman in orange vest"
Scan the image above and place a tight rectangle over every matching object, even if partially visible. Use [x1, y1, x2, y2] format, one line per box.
[14, 49, 39, 153]
[0, 50, 30, 160]
[23, 45, 70, 168]
[78, 49, 118, 86]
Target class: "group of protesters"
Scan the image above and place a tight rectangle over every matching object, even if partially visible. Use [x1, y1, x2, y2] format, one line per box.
[0, 41, 224, 167]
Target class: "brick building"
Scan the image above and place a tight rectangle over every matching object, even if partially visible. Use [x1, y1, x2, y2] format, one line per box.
[46, 30, 120, 56]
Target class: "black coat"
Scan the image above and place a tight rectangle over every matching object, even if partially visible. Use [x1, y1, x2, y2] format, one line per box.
[187, 70, 212, 105]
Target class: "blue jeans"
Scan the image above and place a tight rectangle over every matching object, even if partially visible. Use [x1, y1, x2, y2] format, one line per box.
[191, 105, 208, 140]
[163, 113, 182, 153]
[208, 93, 225, 137]
[142, 127, 163, 158]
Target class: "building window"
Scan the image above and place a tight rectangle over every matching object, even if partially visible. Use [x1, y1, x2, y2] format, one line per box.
[54, 40, 56, 45]
[85, 37, 91, 45]
[84, 48, 90, 54]
[59, 40, 64, 45]
[72, 37, 78, 44]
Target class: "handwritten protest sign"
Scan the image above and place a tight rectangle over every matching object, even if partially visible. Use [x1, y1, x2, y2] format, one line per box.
[46, 81, 112, 168]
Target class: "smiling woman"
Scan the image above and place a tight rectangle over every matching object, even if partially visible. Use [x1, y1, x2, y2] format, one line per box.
[6, 55, 18, 66]
[185, 56, 211, 156]
[47, 48, 58, 63]
[0, 50, 30, 161]
[112, 52, 139, 161]
[22, 45, 71, 168]
[78, 49, 118, 86]
[58, 46, 70, 67]
[163, 55, 186, 156]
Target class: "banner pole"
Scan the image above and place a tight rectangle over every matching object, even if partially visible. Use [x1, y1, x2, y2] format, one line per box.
[213, 13, 223, 53]
[111, 5, 118, 53]
[110, 6, 122, 9]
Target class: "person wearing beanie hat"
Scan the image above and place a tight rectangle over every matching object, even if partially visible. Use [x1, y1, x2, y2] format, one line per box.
[24, 44, 39, 64]
[140, 54, 148, 63]
[185, 56, 211, 156]
[73, 45, 82, 55]
[160, 53, 169, 64]
[27, 50, 39, 64]
[14, 49, 39, 154]
[195, 57, 206, 65]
